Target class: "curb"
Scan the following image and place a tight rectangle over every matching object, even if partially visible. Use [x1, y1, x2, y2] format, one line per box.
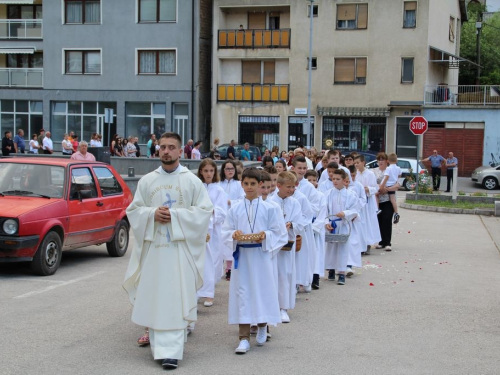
[400, 202, 495, 216]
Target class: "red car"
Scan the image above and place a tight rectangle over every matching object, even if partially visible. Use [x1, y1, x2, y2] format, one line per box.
[0, 158, 133, 276]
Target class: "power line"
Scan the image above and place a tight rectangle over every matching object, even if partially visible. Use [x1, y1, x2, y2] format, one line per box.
[482, 22, 500, 31]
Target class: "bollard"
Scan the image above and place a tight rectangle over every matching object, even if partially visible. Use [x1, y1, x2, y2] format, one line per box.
[452, 167, 458, 202]
[495, 202, 500, 217]
[128, 167, 135, 177]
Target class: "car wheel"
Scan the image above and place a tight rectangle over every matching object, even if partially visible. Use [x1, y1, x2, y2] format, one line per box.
[106, 220, 129, 257]
[403, 178, 411, 191]
[482, 177, 498, 190]
[31, 231, 63, 276]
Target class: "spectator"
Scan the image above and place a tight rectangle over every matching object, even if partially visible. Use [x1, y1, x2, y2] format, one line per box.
[62, 133, 74, 155]
[90, 133, 98, 146]
[271, 151, 278, 164]
[42, 131, 53, 154]
[29, 133, 40, 154]
[294, 148, 313, 169]
[212, 138, 220, 153]
[68, 131, 75, 142]
[37, 129, 45, 147]
[262, 156, 274, 167]
[13, 129, 25, 154]
[263, 148, 271, 157]
[184, 139, 193, 159]
[227, 139, 236, 160]
[71, 135, 79, 153]
[239, 142, 251, 161]
[134, 136, 141, 157]
[96, 134, 103, 147]
[280, 150, 288, 161]
[2, 131, 14, 156]
[71, 141, 96, 161]
[191, 141, 202, 159]
[445, 152, 458, 193]
[287, 151, 294, 168]
[421, 150, 445, 191]
[146, 134, 156, 158]
[115, 137, 124, 157]
[110, 134, 119, 156]
[125, 136, 137, 157]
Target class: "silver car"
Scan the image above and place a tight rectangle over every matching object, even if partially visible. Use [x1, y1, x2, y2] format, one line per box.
[365, 158, 428, 191]
[471, 165, 500, 190]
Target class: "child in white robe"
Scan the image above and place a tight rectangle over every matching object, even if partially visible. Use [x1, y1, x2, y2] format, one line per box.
[269, 172, 306, 323]
[219, 160, 245, 280]
[264, 165, 279, 199]
[318, 150, 352, 185]
[222, 168, 287, 354]
[324, 169, 358, 285]
[197, 159, 228, 306]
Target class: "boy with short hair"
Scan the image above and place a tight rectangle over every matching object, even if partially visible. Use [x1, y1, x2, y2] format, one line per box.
[305, 170, 318, 188]
[222, 168, 287, 354]
[324, 169, 358, 285]
[319, 150, 352, 185]
[318, 162, 339, 194]
[379, 153, 401, 224]
[264, 165, 279, 198]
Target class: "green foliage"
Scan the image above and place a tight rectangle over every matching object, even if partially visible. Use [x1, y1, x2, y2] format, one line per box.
[407, 200, 494, 209]
[416, 171, 434, 194]
[458, 190, 466, 195]
[459, 4, 500, 85]
[470, 191, 488, 197]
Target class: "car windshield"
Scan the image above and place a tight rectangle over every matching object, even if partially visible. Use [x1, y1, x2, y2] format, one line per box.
[0, 163, 65, 198]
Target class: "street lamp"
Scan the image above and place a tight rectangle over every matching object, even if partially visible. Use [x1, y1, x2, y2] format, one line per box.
[305, 0, 315, 148]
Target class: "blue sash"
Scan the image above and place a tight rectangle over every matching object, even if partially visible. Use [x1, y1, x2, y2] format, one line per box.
[233, 243, 261, 269]
[330, 218, 342, 234]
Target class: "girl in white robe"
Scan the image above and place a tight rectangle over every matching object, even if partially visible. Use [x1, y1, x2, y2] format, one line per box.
[346, 169, 367, 271]
[197, 159, 228, 306]
[312, 190, 327, 283]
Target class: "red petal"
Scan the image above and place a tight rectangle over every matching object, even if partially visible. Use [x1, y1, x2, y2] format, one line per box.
[369, 282, 374, 286]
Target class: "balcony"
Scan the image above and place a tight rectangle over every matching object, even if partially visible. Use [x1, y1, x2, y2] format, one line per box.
[0, 68, 43, 87]
[424, 85, 500, 106]
[218, 29, 290, 49]
[217, 84, 289, 103]
[0, 19, 42, 39]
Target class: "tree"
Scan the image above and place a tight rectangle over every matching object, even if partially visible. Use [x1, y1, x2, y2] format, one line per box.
[459, 3, 500, 85]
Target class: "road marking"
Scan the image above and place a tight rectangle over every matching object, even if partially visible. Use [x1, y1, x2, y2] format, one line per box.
[13, 271, 105, 299]
[7, 278, 67, 284]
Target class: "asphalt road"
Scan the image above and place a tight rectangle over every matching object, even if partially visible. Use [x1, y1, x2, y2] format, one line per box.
[1, 208, 500, 375]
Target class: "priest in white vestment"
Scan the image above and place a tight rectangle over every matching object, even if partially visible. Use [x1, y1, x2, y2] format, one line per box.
[123, 133, 213, 370]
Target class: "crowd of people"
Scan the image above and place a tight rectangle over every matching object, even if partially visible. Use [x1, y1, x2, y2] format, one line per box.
[123, 132, 405, 370]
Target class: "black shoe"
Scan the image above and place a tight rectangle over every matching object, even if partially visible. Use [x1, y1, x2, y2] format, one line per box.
[337, 274, 345, 285]
[312, 274, 320, 289]
[328, 269, 336, 281]
[445, 190, 450, 193]
[393, 213, 400, 224]
[162, 358, 178, 370]
[225, 269, 231, 281]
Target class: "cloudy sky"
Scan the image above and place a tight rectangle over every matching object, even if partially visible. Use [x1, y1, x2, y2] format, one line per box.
[487, 0, 500, 11]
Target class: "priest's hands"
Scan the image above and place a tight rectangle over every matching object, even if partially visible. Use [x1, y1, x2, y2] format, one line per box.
[232, 230, 244, 240]
[155, 207, 171, 223]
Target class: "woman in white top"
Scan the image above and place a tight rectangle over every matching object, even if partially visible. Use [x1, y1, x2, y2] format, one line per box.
[90, 133, 99, 147]
[29, 133, 40, 154]
[62, 133, 73, 155]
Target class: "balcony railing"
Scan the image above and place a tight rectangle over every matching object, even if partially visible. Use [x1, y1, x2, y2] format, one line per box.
[0, 68, 43, 88]
[217, 84, 289, 103]
[424, 85, 500, 105]
[0, 19, 42, 39]
[218, 29, 291, 49]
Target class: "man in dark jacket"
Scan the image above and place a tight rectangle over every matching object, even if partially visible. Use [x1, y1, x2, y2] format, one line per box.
[2, 131, 14, 156]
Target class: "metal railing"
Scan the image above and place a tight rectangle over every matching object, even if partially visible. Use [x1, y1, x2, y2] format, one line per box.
[218, 29, 291, 49]
[0, 19, 43, 39]
[0, 68, 43, 88]
[217, 84, 289, 103]
[424, 85, 500, 105]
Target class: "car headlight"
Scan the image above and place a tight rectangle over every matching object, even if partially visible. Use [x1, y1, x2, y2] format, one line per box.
[3, 219, 18, 235]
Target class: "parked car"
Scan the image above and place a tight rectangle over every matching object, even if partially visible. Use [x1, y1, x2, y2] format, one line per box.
[365, 158, 428, 191]
[471, 165, 500, 190]
[342, 150, 378, 163]
[0, 158, 133, 275]
[202, 144, 262, 161]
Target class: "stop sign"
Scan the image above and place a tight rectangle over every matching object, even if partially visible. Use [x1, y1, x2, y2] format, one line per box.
[409, 116, 428, 135]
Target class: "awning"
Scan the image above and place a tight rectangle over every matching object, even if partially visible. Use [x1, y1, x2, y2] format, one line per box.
[317, 106, 390, 117]
[0, 48, 35, 54]
[0, 1, 34, 4]
[429, 46, 480, 69]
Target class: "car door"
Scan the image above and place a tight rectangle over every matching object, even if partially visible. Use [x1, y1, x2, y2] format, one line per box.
[66, 166, 108, 246]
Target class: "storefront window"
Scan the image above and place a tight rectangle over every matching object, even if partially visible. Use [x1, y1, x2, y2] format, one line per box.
[322, 117, 386, 152]
[126, 102, 166, 144]
[0, 100, 43, 140]
[238, 115, 280, 151]
[288, 116, 314, 151]
[396, 117, 416, 157]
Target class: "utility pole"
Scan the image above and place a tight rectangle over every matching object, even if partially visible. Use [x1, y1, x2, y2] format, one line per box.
[476, 12, 482, 85]
[306, 0, 315, 148]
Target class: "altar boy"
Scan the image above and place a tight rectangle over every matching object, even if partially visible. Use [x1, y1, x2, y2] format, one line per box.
[222, 168, 287, 354]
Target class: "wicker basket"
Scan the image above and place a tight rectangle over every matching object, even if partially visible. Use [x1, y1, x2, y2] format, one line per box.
[281, 240, 295, 251]
[295, 235, 302, 251]
[325, 219, 351, 244]
[235, 233, 265, 243]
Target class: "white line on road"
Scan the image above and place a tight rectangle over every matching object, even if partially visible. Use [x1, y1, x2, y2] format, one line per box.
[13, 271, 105, 299]
[6, 278, 67, 284]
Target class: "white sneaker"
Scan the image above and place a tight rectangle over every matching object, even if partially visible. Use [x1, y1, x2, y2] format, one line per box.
[187, 322, 195, 335]
[303, 284, 312, 293]
[256, 326, 267, 346]
[346, 267, 354, 277]
[204, 300, 213, 307]
[235, 339, 250, 354]
[281, 309, 290, 323]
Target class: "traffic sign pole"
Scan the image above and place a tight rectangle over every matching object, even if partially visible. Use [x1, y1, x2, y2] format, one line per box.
[416, 135, 419, 199]
[409, 116, 428, 199]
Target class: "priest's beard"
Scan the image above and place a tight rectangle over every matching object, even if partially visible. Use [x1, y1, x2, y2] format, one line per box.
[161, 156, 178, 165]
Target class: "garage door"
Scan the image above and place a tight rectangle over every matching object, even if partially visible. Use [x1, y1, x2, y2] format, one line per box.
[423, 127, 484, 177]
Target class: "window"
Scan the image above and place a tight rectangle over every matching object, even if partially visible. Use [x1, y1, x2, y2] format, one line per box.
[126, 102, 166, 144]
[307, 4, 318, 17]
[403, 2, 417, 28]
[138, 50, 176, 74]
[65, 0, 100, 24]
[401, 57, 414, 83]
[307, 57, 317, 70]
[242, 61, 275, 84]
[322, 117, 386, 152]
[7, 53, 43, 68]
[8, 5, 42, 19]
[70, 168, 97, 200]
[138, 0, 176, 23]
[337, 4, 368, 29]
[449, 16, 455, 42]
[334, 58, 366, 84]
[0, 100, 42, 142]
[93, 167, 122, 196]
[65, 50, 101, 74]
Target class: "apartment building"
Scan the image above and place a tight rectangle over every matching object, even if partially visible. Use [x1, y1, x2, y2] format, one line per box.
[0, 0, 212, 151]
[211, 0, 475, 157]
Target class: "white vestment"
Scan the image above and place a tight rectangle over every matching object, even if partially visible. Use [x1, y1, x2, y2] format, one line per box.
[319, 166, 352, 185]
[291, 189, 314, 286]
[269, 194, 305, 310]
[318, 179, 333, 194]
[356, 169, 382, 245]
[222, 197, 287, 325]
[219, 179, 245, 261]
[324, 188, 358, 272]
[347, 181, 367, 268]
[123, 166, 213, 360]
[312, 191, 327, 277]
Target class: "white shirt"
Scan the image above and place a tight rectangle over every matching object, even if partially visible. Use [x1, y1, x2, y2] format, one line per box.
[29, 140, 39, 154]
[384, 164, 401, 187]
[42, 137, 53, 151]
[62, 139, 73, 154]
[125, 142, 137, 157]
[192, 148, 201, 160]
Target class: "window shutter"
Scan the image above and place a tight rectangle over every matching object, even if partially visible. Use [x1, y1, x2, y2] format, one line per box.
[248, 12, 266, 29]
[404, 1, 417, 11]
[356, 58, 367, 78]
[335, 59, 355, 83]
[242, 61, 261, 84]
[263, 61, 275, 84]
[357, 4, 368, 29]
[337, 4, 356, 21]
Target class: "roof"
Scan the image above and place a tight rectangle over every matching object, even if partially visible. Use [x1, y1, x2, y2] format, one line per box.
[0, 157, 107, 167]
[429, 46, 481, 69]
